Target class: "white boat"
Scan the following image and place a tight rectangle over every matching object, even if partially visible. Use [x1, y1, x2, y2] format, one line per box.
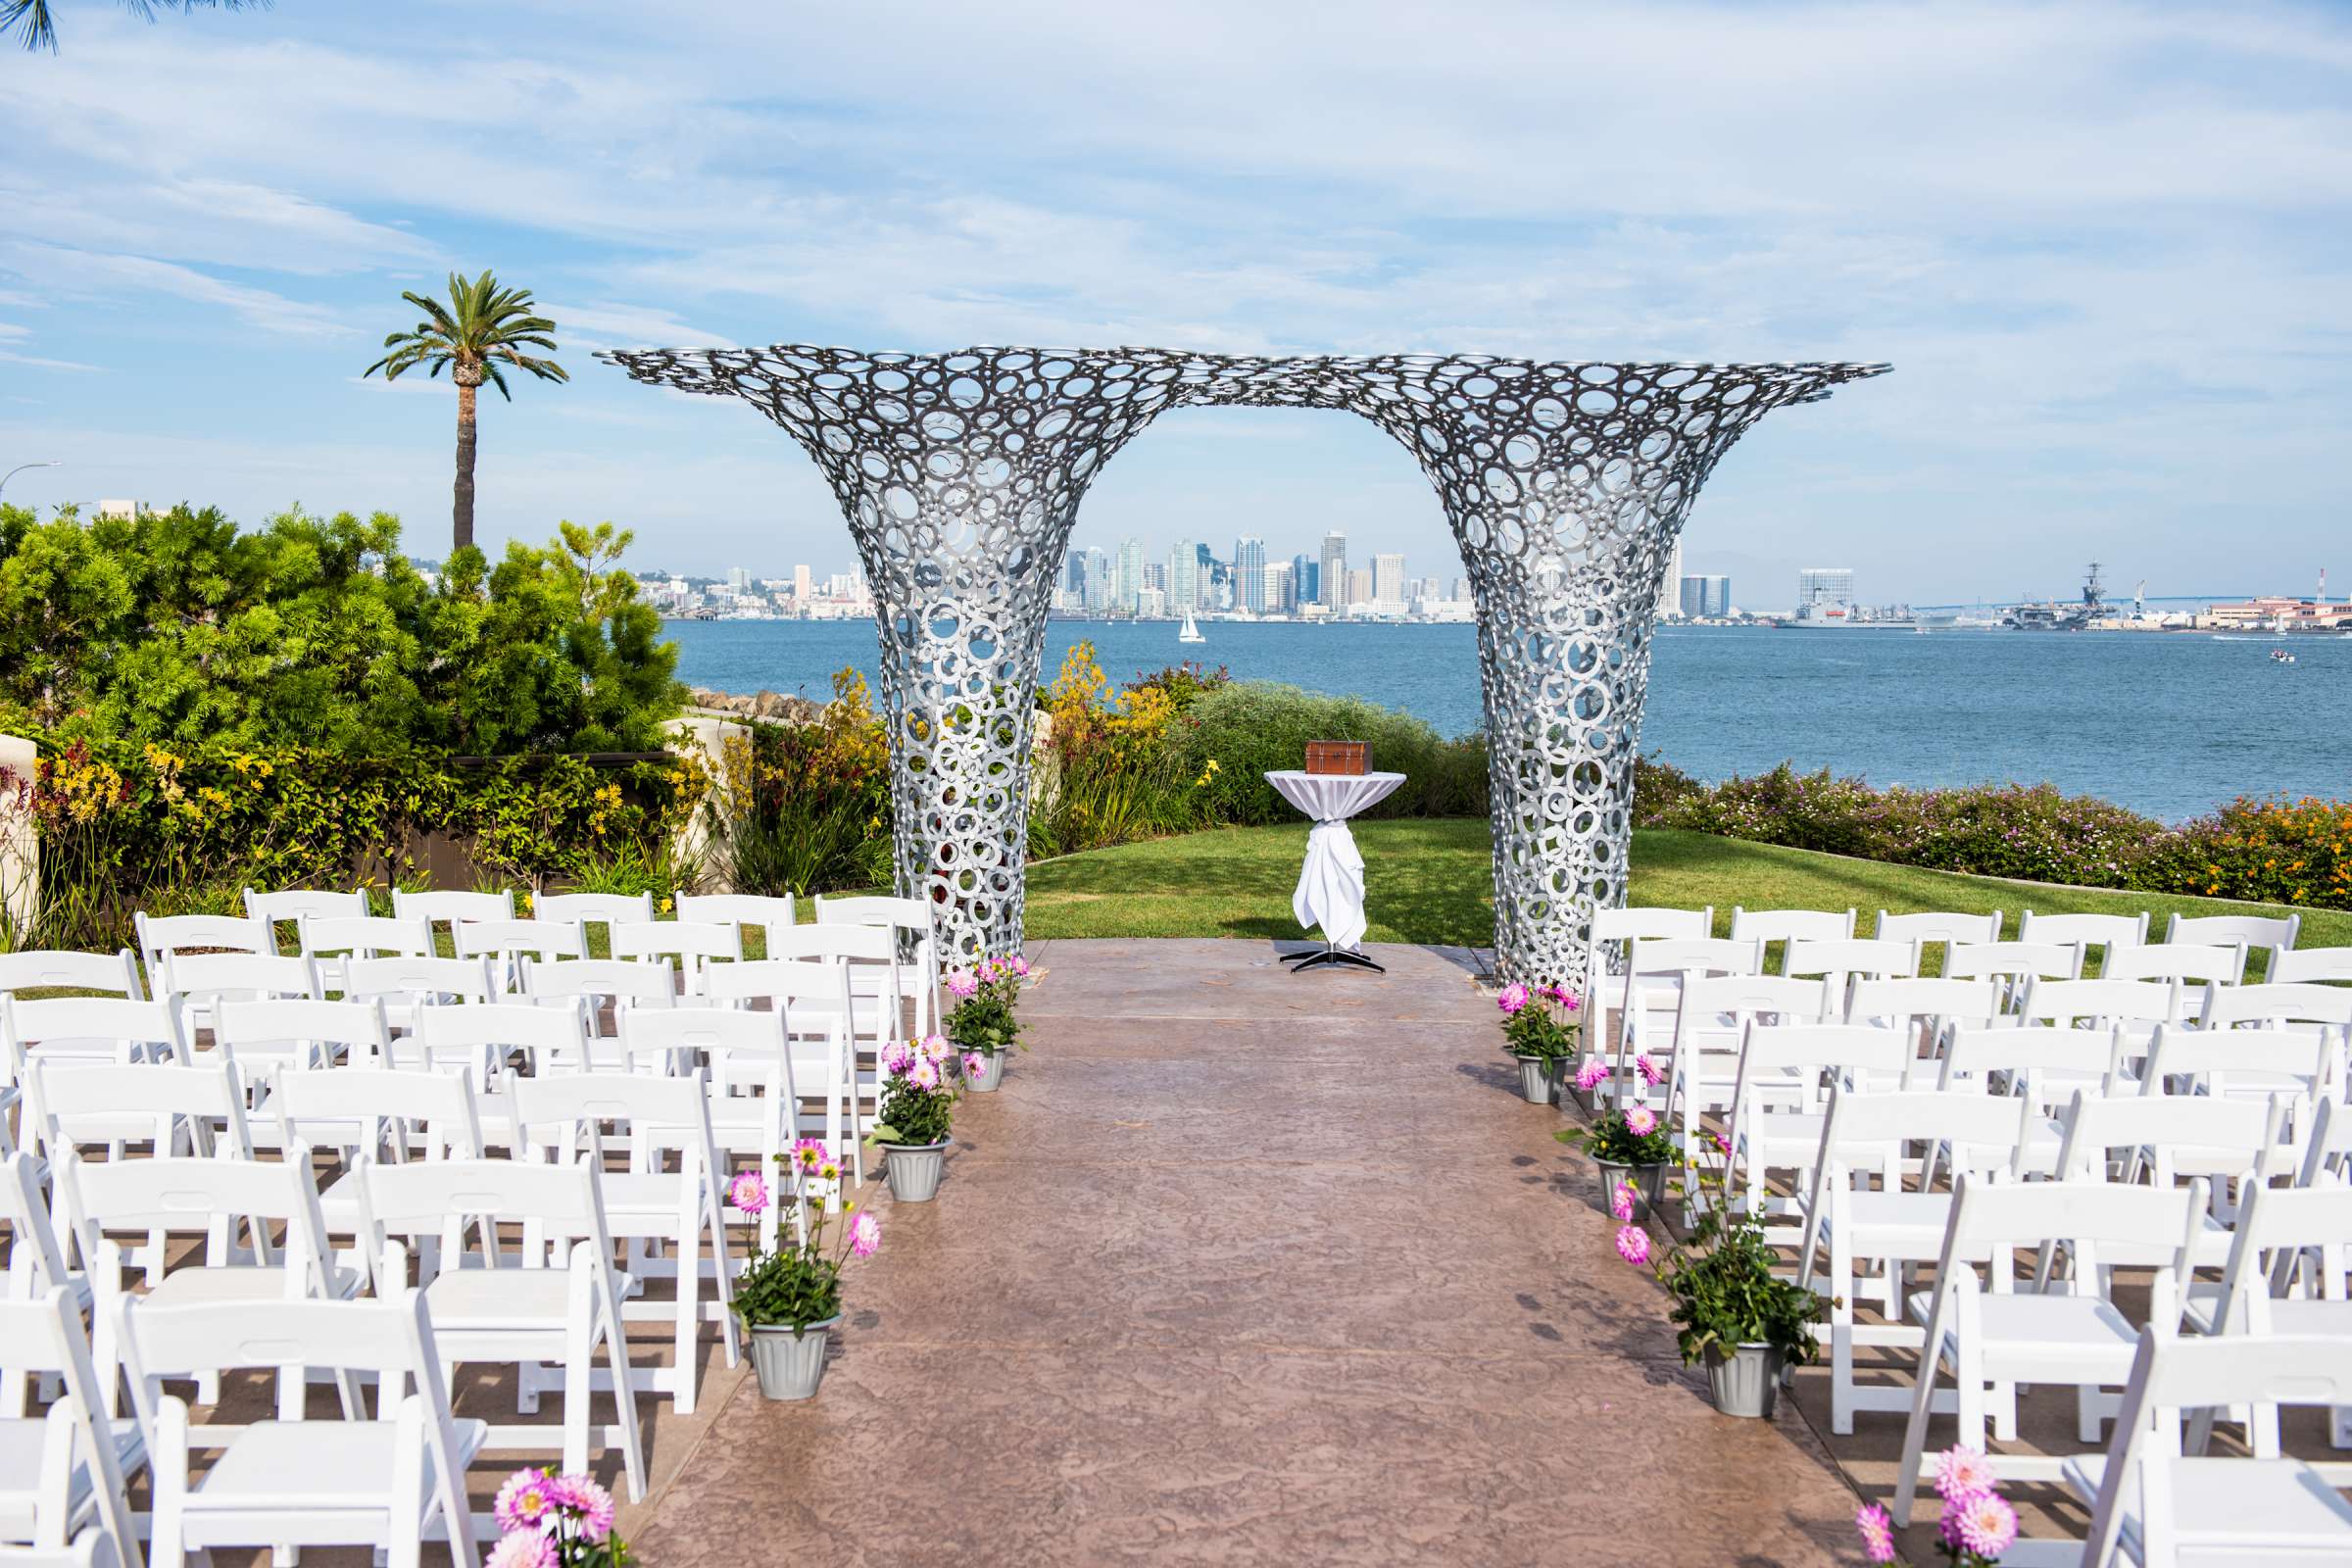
[1178, 610, 1205, 644]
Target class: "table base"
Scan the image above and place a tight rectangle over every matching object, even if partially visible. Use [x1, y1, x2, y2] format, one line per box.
[1283, 941, 1385, 974]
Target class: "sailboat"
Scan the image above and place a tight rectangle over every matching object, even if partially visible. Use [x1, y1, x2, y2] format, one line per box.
[1178, 609, 1205, 644]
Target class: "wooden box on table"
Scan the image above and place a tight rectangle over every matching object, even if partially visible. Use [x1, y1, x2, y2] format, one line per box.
[1304, 740, 1368, 776]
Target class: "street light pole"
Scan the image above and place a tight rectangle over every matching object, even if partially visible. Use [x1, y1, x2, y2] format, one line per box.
[0, 461, 61, 502]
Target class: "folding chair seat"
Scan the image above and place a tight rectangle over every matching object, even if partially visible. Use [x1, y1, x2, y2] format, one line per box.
[0, 1528, 125, 1567]
[510, 1067, 740, 1414]
[817, 893, 946, 1037]
[674, 892, 798, 962]
[343, 955, 499, 1039]
[2068, 1331, 2352, 1568]
[1724, 1021, 1913, 1229]
[357, 1154, 649, 1500]
[532, 892, 654, 957]
[0, 1289, 143, 1566]
[114, 1292, 483, 1568]
[1791, 1089, 2035, 1434]
[1890, 1176, 2206, 1545]
[611, 920, 740, 999]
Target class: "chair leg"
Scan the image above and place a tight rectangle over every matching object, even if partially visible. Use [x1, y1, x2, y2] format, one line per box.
[672, 1225, 700, 1416]
[1831, 1263, 1857, 1437]
[562, 1318, 593, 1477]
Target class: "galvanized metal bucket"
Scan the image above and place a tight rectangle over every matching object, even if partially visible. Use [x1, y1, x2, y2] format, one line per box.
[1595, 1159, 1668, 1216]
[1514, 1054, 1557, 1104]
[747, 1316, 838, 1400]
[884, 1140, 950, 1202]
[1702, 1343, 1785, 1419]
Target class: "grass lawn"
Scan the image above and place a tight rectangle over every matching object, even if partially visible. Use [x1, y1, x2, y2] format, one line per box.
[1024, 820, 2352, 953]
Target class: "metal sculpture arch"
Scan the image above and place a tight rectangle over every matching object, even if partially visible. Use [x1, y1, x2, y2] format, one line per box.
[602, 345, 1886, 986]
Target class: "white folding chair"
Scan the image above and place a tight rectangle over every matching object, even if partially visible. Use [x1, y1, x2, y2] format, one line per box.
[674, 893, 798, 960]
[1935, 1024, 2132, 1175]
[2168, 909, 2299, 983]
[1724, 1021, 1914, 1231]
[131, 913, 270, 985]
[0, 999, 187, 1089]
[270, 1066, 487, 1278]
[0, 953, 143, 1004]
[620, 1006, 808, 1250]
[1947, 940, 2084, 1017]
[2141, 1022, 2339, 1135]
[213, 996, 386, 1079]
[409, 1002, 592, 1128]
[521, 956, 675, 1052]
[0, 1154, 87, 1411]
[159, 953, 321, 1054]
[2186, 1181, 2352, 1450]
[389, 888, 514, 954]
[510, 1067, 741, 1414]
[356, 1154, 649, 1500]
[2020, 976, 2187, 1075]
[1607, 937, 1765, 1109]
[1793, 1088, 2035, 1434]
[1577, 906, 1714, 1041]
[1845, 976, 2004, 1086]
[1729, 906, 1856, 974]
[2018, 908, 2150, 976]
[705, 957, 857, 1180]
[2052, 1090, 2286, 1266]
[342, 955, 499, 1038]
[2271, 947, 2352, 985]
[113, 1292, 483, 1568]
[1660, 973, 1834, 1219]
[1889, 1176, 2206, 1536]
[23, 1060, 251, 1181]
[241, 887, 369, 956]
[453, 919, 585, 993]
[768, 926, 903, 1142]
[1786, 936, 1920, 1008]
[1875, 909, 2001, 974]
[2202, 980, 2352, 1039]
[296, 916, 435, 997]
[532, 892, 653, 956]
[817, 893, 945, 1037]
[2072, 1331, 2352, 1568]
[0, 1289, 143, 1568]
[611, 920, 740, 998]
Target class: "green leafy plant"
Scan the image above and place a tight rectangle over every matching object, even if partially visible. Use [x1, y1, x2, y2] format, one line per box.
[867, 1036, 964, 1147]
[729, 1153, 879, 1333]
[1493, 979, 1581, 1062]
[944, 954, 1029, 1055]
[1558, 1104, 1676, 1165]
[1604, 1143, 1824, 1366]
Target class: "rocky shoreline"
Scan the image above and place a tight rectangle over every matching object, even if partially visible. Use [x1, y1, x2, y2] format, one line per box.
[687, 687, 827, 723]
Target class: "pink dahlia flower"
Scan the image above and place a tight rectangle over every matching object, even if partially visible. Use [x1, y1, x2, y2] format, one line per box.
[728, 1170, 769, 1215]
[1623, 1104, 1659, 1138]
[1609, 1181, 1636, 1221]
[1009, 956, 1031, 976]
[1935, 1444, 1996, 1501]
[1634, 1054, 1665, 1086]
[1943, 1489, 2017, 1558]
[910, 1058, 941, 1091]
[881, 1040, 915, 1075]
[1573, 1055, 1608, 1092]
[788, 1138, 829, 1174]
[1613, 1224, 1651, 1265]
[1854, 1502, 1897, 1564]
[549, 1473, 615, 1544]
[922, 1033, 952, 1063]
[487, 1531, 558, 1568]
[849, 1209, 881, 1258]
[1496, 982, 1530, 1014]
[963, 1051, 987, 1076]
[493, 1469, 554, 1533]
[946, 969, 979, 999]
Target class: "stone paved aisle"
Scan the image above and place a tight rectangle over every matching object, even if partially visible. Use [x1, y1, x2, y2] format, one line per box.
[627, 940, 1863, 1566]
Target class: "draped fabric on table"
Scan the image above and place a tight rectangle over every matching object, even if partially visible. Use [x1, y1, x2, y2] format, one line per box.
[1266, 771, 1406, 951]
[598, 344, 1887, 988]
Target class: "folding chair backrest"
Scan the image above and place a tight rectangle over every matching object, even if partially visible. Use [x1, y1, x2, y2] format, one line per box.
[815, 894, 936, 951]
[1938, 1022, 2127, 1100]
[343, 956, 499, 1010]
[0, 950, 144, 1002]
[2017, 908, 2149, 968]
[2215, 1183, 2352, 1331]
[1, 996, 186, 1069]
[117, 1289, 435, 1385]
[622, 1004, 795, 1090]
[522, 956, 675, 1009]
[26, 1059, 251, 1159]
[2203, 982, 2352, 1031]
[1737, 1021, 1914, 1079]
[1944, 1170, 2204, 1277]
[64, 1146, 329, 1279]
[2018, 975, 2181, 1027]
[2270, 947, 2352, 985]
[1626, 937, 1763, 983]
[359, 1152, 608, 1239]
[2141, 1022, 2338, 1102]
[2167, 910, 2298, 961]
[133, 911, 270, 974]
[673, 892, 797, 956]
[0, 1288, 141, 1563]
[1676, 973, 1833, 1032]
[242, 887, 368, 953]
[1729, 906, 1855, 946]
[532, 892, 654, 949]
[612, 919, 742, 964]
[1822, 1087, 2034, 1180]
[161, 952, 320, 1006]
[412, 1000, 587, 1075]
[214, 998, 391, 1070]
[2106, 941, 2245, 987]
[768, 923, 897, 964]
[2056, 1089, 2283, 1188]
[1944, 940, 2082, 983]
[270, 1065, 483, 1160]
[1581, 906, 1712, 1006]
[703, 956, 845, 1009]
[453, 917, 586, 966]
[1874, 908, 2001, 953]
[1785, 937, 1919, 993]
[510, 1066, 716, 1172]
[297, 914, 434, 961]
[1845, 976, 2003, 1032]
[390, 888, 514, 928]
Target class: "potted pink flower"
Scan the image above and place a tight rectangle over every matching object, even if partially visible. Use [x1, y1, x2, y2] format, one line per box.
[1855, 1446, 2017, 1564]
[488, 1467, 627, 1567]
[1557, 1100, 1676, 1214]
[728, 1151, 881, 1399]
[868, 1034, 967, 1201]
[945, 954, 1028, 1092]
[1495, 979, 1582, 1104]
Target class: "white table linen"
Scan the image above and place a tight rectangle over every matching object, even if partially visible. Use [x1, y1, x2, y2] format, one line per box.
[1265, 769, 1406, 950]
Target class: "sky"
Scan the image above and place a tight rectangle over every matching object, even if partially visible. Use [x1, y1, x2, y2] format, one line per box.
[3, 1, 2349, 611]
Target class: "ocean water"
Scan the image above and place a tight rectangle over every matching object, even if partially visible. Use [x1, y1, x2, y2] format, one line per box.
[663, 619, 2352, 822]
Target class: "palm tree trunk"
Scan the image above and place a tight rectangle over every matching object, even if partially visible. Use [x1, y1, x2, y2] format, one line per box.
[453, 376, 479, 554]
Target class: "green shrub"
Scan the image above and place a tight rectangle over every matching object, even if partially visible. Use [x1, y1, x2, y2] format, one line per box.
[1167, 680, 1488, 823]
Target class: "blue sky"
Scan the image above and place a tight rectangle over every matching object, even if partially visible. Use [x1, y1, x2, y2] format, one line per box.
[3, 1, 2349, 609]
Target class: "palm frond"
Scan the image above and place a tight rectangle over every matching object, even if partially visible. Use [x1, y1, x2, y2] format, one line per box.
[12, 0, 270, 54]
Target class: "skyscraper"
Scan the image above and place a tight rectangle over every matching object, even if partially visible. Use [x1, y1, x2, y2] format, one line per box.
[1291, 552, 1319, 607]
[1319, 531, 1348, 608]
[792, 564, 812, 602]
[1168, 540, 1199, 611]
[1798, 566, 1855, 608]
[1074, 546, 1110, 612]
[1679, 574, 1732, 618]
[1235, 536, 1268, 612]
[1372, 552, 1404, 609]
[1115, 537, 1145, 614]
[1265, 562, 1293, 612]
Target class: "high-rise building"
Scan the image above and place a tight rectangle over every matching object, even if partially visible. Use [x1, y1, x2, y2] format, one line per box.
[792, 564, 813, 602]
[1235, 536, 1268, 612]
[1319, 531, 1348, 608]
[1115, 537, 1145, 613]
[1451, 576, 1473, 604]
[1265, 562, 1293, 612]
[1798, 566, 1855, 608]
[1169, 540, 1199, 611]
[1679, 574, 1733, 618]
[1291, 553, 1319, 607]
[1073, 546, 1111, 612]
[1346, 565, 1372, 608]
[727, 566, 750, 591]
[1143, 562, 1167, 594]
[1372, 552, 1404, 609]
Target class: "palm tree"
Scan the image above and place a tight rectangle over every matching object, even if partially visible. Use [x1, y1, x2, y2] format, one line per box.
[6, 0, 268, 53]
[366, 271, 567, 556]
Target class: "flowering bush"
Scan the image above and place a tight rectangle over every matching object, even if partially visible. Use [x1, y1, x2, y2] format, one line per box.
[1495, 980, 1582, 1063]
[1603, 1138, 1824, 1367]
[490, 1467, 628, 1568]
[1853, 1446, 2017, 1564]
[945, 954, 1029, 1056]
[869, 1035, 967, 1147]
[1559, 1103, 1676, 1165]
[729, 1154, 881, 1333]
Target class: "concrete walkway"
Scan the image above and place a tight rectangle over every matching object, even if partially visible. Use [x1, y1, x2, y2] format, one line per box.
[628, 939, 1863, 1565]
